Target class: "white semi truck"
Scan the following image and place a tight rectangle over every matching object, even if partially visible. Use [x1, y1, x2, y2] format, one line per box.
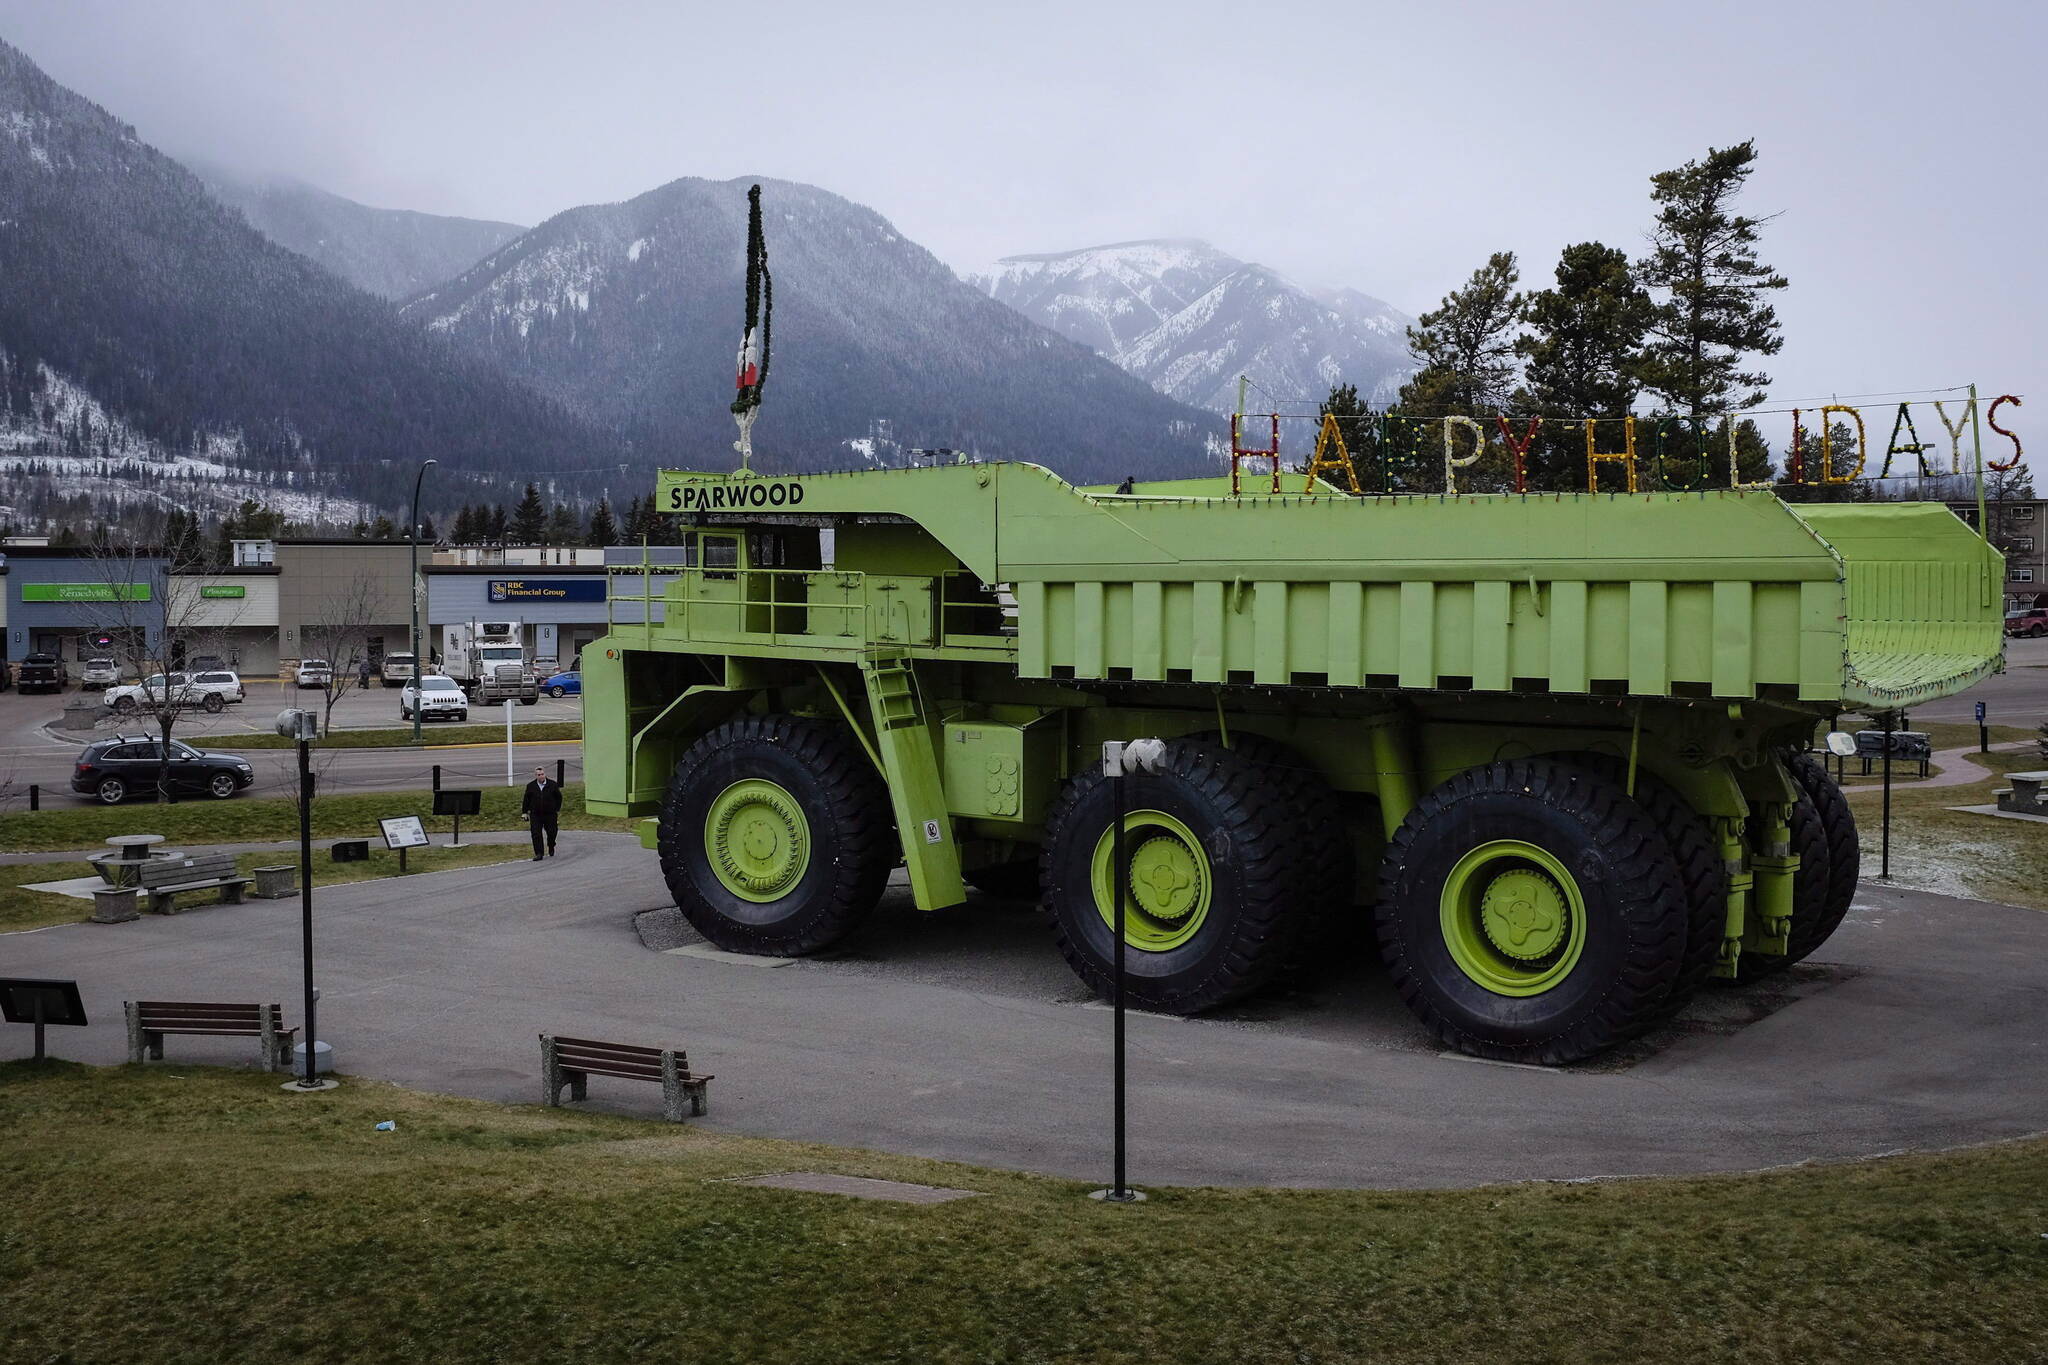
[442, 619, 540, 705]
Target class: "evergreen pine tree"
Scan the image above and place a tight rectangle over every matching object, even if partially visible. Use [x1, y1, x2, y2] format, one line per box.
[451, 504, 478, 543]
[487, 504, 509, 541]
[1314, 382, 1375, 492]
[586, 498, 619, 547]
[1517, 243, 1651, 417]
[1635, 140, 1788, 415]
[545, 503, 579, 545]
[419, 514, 437, 542]
[369, 514, 396, 539]
[1396, 252, 1524, 418]
[511, 483, 546, 543]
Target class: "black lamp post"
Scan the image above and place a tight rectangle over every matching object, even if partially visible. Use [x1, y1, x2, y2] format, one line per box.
[409, 459, 438, 744]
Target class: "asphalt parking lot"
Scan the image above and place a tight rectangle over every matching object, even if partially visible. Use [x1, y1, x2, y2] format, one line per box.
[6, 834, 2044, 1190]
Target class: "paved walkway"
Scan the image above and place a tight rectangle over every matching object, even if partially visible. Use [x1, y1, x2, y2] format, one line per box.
[4, 835, 2045, 1189]
[1, 830, 536, 868]
[1839, 740, 2034, 792]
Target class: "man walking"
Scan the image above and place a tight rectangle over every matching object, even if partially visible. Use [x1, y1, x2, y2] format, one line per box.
[522, 765, 561, 861]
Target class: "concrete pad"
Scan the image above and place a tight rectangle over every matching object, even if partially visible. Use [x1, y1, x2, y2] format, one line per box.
[735, 1172, 981, 1203]
[21, 876, 108, 901]
[6, 833, 2048, 1190]
[1950, 804, 2048, 825]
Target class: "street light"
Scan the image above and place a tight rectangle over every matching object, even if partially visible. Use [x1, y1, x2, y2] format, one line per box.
[409, 459, 438, 743]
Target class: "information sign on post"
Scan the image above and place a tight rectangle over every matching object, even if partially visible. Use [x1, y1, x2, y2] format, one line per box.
[432, 789, 482, 847]
[379, 815, 429, 872]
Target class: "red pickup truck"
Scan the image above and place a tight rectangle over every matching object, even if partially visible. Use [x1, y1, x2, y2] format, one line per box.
[2006, 608, 2048, 638]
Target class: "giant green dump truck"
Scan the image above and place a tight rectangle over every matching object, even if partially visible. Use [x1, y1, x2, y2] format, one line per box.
[583, 464, 2004, 1062]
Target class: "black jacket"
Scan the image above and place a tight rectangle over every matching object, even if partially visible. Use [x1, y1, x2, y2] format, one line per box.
[521, 779, 563, 818]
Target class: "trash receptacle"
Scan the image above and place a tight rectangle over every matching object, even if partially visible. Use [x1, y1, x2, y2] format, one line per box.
[253, 865, 297, 899]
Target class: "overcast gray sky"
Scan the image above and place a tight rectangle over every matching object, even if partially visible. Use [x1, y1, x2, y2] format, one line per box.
[2, 0, 2038, 430]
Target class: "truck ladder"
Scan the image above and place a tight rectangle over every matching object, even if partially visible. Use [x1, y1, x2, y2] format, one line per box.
[859, 652, 966, 910]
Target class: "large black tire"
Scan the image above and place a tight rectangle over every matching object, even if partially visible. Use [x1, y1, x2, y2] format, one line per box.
[1375, 758, 1690, 1064]
[1187, 731, 1355, 952]
[658, 715, 896, 956]
[1784, 752, 1859, 962]
[1039, 739, 1315, 1014]
[1566, 754, 1725, 1019]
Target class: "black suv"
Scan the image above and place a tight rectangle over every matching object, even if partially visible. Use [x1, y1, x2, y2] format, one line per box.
[17, 652, 66, 694]
[72, 735, 256, 804]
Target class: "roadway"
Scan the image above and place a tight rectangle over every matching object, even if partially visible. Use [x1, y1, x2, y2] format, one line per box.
[0, 675, 584, 805]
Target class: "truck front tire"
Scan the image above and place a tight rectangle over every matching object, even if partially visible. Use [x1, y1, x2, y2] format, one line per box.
[658, 715, 896, 956]
[1376, 758, 1689, 1064]
[1039, 739, 1316, 1014]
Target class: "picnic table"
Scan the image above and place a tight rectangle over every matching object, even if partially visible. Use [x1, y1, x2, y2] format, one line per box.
[105, 834, 165, 861]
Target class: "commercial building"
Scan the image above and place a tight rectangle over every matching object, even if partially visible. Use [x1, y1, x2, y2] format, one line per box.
[1, 545, 169, 663]
[1948, 498, 2048, 608]
[3, 534, 668, 677]
[270, 539, 418, 670]
[423, 550, 674, 672]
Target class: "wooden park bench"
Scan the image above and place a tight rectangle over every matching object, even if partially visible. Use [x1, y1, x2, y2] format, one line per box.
[540, 1034, 712, 1123]
[132, 851, 252, 914]
[126, 1000, 296, 1072]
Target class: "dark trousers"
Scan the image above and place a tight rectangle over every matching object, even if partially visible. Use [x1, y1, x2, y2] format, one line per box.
[529, 812, 558, 856]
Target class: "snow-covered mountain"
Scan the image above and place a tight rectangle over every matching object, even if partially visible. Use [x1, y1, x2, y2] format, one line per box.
[969, 240, 1416, 415]
[403, 178, 1222, 481]
[196, 163, 525, 300]
[0, 37, 612, 534]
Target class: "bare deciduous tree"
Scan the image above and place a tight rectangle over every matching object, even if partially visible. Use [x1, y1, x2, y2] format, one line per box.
[299, 570, 383, 737]
[82, 534, 244, 803]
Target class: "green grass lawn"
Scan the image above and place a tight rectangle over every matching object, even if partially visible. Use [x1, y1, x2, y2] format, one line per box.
[203, 721, 582, 749]
[1834, 740, 2048, 911]
[0, 843, 535, 934]
[0, 1065, 2042, 1364]
[0, 782, 633, 854]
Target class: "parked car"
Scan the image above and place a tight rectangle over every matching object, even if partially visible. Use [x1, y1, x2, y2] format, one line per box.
[104, 671, 200, 716]
[400, 675, 470, 723]
[2005, 608, 2048, 638]
[185, 669, 246, 707]
[379, 651, 418, 687]
[541, 670, 581, 698]
[17, 652, 67, 694]
[294, 658, 334, 689]
[80, 657, 122, 691]
[71, 734, 255, 804]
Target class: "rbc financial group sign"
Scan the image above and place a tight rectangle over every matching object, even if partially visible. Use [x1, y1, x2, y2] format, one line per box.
[487, 579, 607, 605]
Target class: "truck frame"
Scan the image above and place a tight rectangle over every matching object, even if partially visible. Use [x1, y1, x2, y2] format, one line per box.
[583, 462, 2004, 1062]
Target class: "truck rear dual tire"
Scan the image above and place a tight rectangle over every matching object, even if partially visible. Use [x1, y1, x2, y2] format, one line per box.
[658, 715, 897, 956]
[1039, 739, 1317, 1015]
[1375, 759, 1689, 1064]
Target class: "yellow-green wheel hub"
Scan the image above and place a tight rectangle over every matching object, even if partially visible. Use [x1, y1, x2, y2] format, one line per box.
[1440, 840, 1585, 996]
[1091, 810, 1212, 951]
[705, 779, 810, 902]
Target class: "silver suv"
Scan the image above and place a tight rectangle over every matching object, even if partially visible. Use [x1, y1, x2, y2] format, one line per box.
[80, 657, 121, 691]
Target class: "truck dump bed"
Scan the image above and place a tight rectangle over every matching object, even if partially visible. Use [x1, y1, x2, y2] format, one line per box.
[653, 464, 2003, 712]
